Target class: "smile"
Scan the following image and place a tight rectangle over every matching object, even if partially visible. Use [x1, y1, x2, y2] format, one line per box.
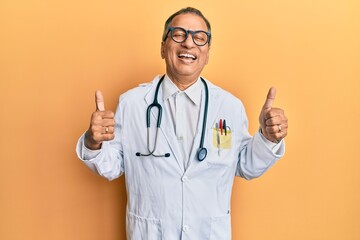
[178, 53, 197, 60]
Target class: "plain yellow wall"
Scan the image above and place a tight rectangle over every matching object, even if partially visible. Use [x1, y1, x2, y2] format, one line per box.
[1, 0, 359, 239]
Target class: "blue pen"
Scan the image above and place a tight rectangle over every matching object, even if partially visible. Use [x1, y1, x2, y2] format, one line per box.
[223, 119, 227, 136]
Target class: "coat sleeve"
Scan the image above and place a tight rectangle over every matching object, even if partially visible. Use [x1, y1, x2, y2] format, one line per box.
[235, 106, 285, 180]
[75, 100, 124, 181]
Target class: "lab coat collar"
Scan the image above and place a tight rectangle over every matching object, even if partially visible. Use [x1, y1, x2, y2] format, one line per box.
[143, 75, 222, 174]
[162, 75, 202, 106]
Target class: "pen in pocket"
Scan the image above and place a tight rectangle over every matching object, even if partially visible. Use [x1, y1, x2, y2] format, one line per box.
[216, 122, 221, 156]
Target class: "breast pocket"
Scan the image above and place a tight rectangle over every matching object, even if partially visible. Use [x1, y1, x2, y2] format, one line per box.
[211, 127, 232, 149]
[206, 128, 236, 169]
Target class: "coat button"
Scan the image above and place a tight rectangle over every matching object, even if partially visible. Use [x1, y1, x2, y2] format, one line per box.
[182, 225, 189, 232]
[182, 176, 188, 182]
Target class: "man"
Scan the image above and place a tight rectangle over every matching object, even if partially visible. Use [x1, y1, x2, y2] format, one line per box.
[76, 7, 288, 239]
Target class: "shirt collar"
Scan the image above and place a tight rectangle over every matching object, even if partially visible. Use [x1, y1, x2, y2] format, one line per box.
[162, 75, 202, 106]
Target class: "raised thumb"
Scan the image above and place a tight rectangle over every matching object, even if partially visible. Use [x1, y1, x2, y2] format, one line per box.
[262, 87, 276, 110]
[95, 90, 105, 111]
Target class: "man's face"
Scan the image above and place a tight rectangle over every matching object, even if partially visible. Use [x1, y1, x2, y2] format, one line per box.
[161, 13, 210, 82]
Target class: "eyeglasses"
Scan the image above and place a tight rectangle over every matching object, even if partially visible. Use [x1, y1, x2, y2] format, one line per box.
[163, 27, 211, 46]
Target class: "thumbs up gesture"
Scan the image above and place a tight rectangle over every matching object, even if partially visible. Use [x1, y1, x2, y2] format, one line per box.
[259, 87, 288, 143]
[84, 91, 115, 150]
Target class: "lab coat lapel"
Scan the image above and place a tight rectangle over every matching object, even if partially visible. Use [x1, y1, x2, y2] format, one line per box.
[186, 80, 221, 173]
[144, 76, 185, 173]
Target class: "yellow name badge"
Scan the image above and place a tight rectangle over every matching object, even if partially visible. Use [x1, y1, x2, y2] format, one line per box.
[212, 128, 232, 149]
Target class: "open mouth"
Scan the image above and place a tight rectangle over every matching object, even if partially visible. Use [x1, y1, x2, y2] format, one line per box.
[178, 53, 197, 60]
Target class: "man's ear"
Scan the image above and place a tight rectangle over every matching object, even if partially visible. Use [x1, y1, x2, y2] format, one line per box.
[161, 42, 165, 59]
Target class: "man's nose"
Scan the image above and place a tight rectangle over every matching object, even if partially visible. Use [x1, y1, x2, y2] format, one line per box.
[181, 34, 195, 48]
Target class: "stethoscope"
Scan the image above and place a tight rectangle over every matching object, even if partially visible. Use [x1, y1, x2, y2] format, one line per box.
[136, 75, 209, 161]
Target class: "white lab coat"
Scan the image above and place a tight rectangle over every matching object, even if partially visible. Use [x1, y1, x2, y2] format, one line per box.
[76, 75, 285, 239]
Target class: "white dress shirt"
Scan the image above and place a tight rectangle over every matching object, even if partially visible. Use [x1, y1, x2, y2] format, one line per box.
[162, 75, 202, 169]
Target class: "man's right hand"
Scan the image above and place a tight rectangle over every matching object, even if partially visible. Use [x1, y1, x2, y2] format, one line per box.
[84, 90, 115, 150]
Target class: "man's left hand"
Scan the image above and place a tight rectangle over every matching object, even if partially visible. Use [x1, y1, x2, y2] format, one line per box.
[259, 87, 288, 143]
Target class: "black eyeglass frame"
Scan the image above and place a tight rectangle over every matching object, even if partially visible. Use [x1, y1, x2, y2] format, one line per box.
[163, 27, 211, 46]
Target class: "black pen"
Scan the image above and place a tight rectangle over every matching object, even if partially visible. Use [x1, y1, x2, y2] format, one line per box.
[223, 119, 227, 136]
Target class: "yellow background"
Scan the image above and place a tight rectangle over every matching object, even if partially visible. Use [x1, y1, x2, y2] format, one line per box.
[1, 0, 359, 239]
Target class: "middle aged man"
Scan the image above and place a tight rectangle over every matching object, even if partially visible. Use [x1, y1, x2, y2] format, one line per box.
[76, 7, 288, 239]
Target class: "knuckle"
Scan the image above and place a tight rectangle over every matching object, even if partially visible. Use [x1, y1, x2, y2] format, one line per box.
[91, 111, 101, 119]
[268, 110, 278, 119]
[105, 134, 115, 141]
[90, 125, 100, 132]
[271, 126, 277, 133]
[104, 110, 114, 117]
[92, 133, 102, 142]
[266, 126, 274, 134]
[90, 126, 97, 133]
[266, 118, 274, 125]
[265, 112, 272, 119]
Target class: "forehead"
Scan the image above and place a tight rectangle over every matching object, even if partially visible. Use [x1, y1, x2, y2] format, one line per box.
[170, 13, 208, 31]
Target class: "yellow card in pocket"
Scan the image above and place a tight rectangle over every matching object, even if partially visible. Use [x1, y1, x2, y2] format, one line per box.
[212, 128, 232, 149]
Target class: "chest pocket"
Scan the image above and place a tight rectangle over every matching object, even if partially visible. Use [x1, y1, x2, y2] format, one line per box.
[211, 127, 232, 149]
[206, 128, 236, 169]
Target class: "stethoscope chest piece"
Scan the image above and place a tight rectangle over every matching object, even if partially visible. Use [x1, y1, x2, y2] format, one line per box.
[197, 147, 207, 161]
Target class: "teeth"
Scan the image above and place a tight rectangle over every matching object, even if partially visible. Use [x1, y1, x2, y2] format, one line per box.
[179, 53, 196, 60]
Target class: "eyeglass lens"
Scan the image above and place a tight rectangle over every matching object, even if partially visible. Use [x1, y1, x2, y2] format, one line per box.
[170, 28, 209, 46]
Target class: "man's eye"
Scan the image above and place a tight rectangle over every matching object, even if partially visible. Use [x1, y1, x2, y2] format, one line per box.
[194, 35, 205, 41]
[174, 33, 185, 37]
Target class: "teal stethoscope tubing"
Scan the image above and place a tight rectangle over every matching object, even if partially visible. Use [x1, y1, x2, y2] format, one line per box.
[136, 75, 209, 161]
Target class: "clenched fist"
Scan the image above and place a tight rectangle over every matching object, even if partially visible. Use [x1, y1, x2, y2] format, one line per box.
[84, 91, 115, 150]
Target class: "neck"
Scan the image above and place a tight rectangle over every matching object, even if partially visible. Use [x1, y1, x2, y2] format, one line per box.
[167, 74, 199, 91]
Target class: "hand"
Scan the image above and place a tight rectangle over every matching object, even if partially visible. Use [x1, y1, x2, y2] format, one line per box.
[259, 87, 288, 143]
[84, 91, 115, 150]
